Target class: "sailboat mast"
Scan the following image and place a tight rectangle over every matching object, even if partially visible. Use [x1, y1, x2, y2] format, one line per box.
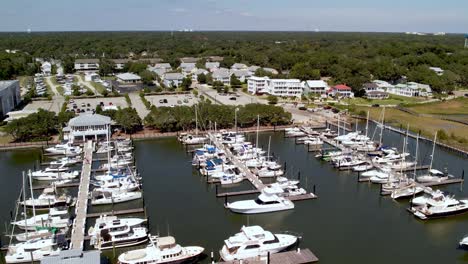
[107, 124, 111, 174]
[413, 133, 419, 179]
[337, 115, 340, 136]
[379, 107, 385, 145]
[267, 136, 271, 159]
[429, 131, 437, 170]
[256, 115, 260, 157]
[195, 107, 198, 136]
[365, 111, 369, 138]
[22, 171, 28, 238]
[28, 171, 36, 218]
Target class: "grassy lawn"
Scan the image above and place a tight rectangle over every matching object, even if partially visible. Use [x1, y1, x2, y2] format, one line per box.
[406, 97, 468, 116]
[50, 76, 59, 86]
[353, 106, 468, 151]
[0, 126, 12, 144]
[90, 82, 106, 94]
[56, 85, 64, 95]
[347, 94, 426, 106]
[102, 76, 116, 81]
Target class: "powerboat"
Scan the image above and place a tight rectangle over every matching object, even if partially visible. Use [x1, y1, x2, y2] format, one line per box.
[5, 236, 64, 263]
[410, 196, 468, 220]
[391, 186, 425, 199]
[117, 235, 204, 264]
[45, 143, 82, 156]
[29, 170, 79, 181]
[20, 187, 73, 210]
[417, 169, 451, 183]
[91, 190, 142, 205]
[226, 187, 294, 214]
[12, 209, 70, 231]
[219, 225, 298, 261]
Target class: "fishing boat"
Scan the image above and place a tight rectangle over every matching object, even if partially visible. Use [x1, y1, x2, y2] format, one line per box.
[117, 235, 204, 264]
[219, 225, 298, 261]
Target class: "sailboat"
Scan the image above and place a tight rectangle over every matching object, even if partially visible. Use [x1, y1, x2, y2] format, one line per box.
[417, 132, 452, 183]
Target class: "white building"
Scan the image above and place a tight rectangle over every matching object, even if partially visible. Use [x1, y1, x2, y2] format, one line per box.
[163, 72, 184, 88]
[74, 59, 100, 71]
[429, 67, 444, 76]
[111, 59, 130, 70]
[328, 84, 354, 98]
[0, 80, 21, 118]
[387, 82, 432, 97]
[247, 76, 303, 97]
[41, 62, 52, 76]
[303, 80, 329, 94]
[230, 69, 252, 83]
[84, 73, 100, 82]
[372, 80, 393, 91]
[212, 69, 231, 85]
[116, 73, 141, 83]
[180, 63, 196, 74]
[205, 62, 220, 72]
[231, 63, 248, 70]
[64, 113, 112, 141]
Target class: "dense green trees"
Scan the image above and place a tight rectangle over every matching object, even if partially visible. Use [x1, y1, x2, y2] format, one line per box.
[100, 107, 142, 133]
[230, 75, 242, 88]
[180, 77, 192, 91]
[99, 59, 115, 76]
[4, 109, 58, 141]
[144, 103, 291, 132]
[0, 32, 467, 93]
[290, 63, 320, 80]
[139, 70, 156, 86]
[197, 73, 207, 84]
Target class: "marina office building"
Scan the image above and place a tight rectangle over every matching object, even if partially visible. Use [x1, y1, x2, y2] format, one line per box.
[63, 113, 112, 141]
[0, 80, 21, 119]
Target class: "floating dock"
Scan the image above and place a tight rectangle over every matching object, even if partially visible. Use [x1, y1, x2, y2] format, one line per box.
[69, 140, 93, 250]
[218, 248, 319, 264]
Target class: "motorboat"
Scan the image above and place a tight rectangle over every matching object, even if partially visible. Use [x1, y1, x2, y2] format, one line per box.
[29, 170, 79, 181]
[410, 196, 468, 220]
[304, 137, 323, 146]
[44, 164, 70, 173]
[410, 189, 445, 206]
[352, 162, 373, 172]
[5, 236, 65, 263]
[12, 210, 70, 231]
[45, 143, 82, 156]
[333, 156, 366, 169]
[91, 190, 142, 205]
[391, 186, 425, 199]
[459, 235, 468, 249]
[417, 169, 451, 183]
[256, 166, 284, 178]
[181, 134, 207, 145]
[226, 187, 294, 214]
[20, 187, 73, 210]
[389, 161, 416, 170]
[117, 235, 204, 264]
[88, 216, 148, 250]
[220, 175, 244, 185]
[219, 225, 298, 261]
[49, 157, 81, 167]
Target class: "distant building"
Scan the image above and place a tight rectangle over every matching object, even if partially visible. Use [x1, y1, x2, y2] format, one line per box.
[111, 59, 131, 70]
[429, 67, 444, 76]
[116, 73, 142, 84]
[328, 84, 354, 98]
[180, 57, 200, 63]
[231, 63, 248, 71]
[180, 63, 196, 74]
[84, 73, 100, 82]
[303, 80, 329, 94]
[212, 69, 231, 85]
[191, 69, 208, 82]
[74, 59, 99, 71]
[41, 62, 52, 76]
[230, 69, 252, 82]
[206, 56, 224, 62]
[0, 80, 21, 119]
[366, 91, 389, 100]
[41, 249, 100, 264]
[387, 82, 432, 97]
[64, 113, 112, 141]
[372, 80, 393, 91]
[205, 62, 220, 72]
[247, 76, 302, 97]
[163, 72, 184, 87]
[248, 65, 260, 73]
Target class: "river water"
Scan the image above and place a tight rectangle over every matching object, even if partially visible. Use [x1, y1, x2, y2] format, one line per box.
[1, 124, 467, 263]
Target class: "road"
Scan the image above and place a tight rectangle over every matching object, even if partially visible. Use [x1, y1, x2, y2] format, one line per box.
[75, 75, 100, 95]
[196, 84, 267, 105]
[128, 92, 150, 119]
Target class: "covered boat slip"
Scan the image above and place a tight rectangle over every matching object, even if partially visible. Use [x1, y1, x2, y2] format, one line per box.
[218, 248, 318, 264]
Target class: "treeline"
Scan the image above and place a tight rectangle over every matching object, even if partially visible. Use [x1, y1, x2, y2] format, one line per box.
[144, 103, 292, 132]
[1, 32, 467, 93]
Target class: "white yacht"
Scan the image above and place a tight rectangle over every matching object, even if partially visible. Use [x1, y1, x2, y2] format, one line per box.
[417, 169, 451, 183]
[352, 162, 373, 172]
[226, 187, 294, 214]
[391, 186, 425, 199]
[411, 196, 468, 220]
[411, 189, 445, 206]
[219, 225, 298, 261]
[49, 156, 81, 167]
[220, 175, 244, 185]
[182, 134, 207, 145]
[256, 166, 284, 178]
[117, 235, 204, 264]
[45, 143, 82, 156]
[29, 170, 79, 181]
[459, 235, 468, 249]
[12, 210, 70, 231]
[91, 190, 142, 205]
[20, 187, 73, 210]
[304, 137, 323, 146]
[5, 237, 62, 263]
[88, 216, 148, 250]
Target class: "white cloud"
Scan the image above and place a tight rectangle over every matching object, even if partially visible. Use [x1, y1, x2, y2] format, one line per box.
[171, 8, 188, 13]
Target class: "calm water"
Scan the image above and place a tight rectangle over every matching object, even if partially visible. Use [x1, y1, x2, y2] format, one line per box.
[1, 124, 468, 263]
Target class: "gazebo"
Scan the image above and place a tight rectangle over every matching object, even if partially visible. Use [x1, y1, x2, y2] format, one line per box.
[64, 113, 112, 141]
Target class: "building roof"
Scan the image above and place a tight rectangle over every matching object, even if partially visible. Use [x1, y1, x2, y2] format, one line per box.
[180, 57, 200, 63]
[154, 63, 172, 69]
[205, 62, 220, 69]
[111, 59, 131, 64]
[117, 72, 141, 81]
[75, 59, 99, 64]
[363, 82, 379, 89]
[206, 56, 224, 62]
[0, 80, 18, 92]
[248, 65, 260, 72]
[138, 58, 163, 64]
[212, 69, 231, 78]
[333, 84, 352, 91]
[305, 80, 328, 88]
[68, 113, 112, 127]
[164, 72, 184, 80]
[41, 250, 100, 264]
[231, 63, 248, 69]
[366, 91, 388, 96]
[193, 69, 208, 75]
[231, 69, 252, 78]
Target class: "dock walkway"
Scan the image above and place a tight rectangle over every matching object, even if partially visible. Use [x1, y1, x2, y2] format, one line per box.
[69, 140, 93, 250]
[218, 248, 318, 264]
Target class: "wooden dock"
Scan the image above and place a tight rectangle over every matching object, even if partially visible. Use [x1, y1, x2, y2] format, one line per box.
[218, 248, 318, 264]
[400, 165, 430, 172]
[216, 189, 261, 198]
[421, 178, 464, 187]
[69, 140, 93, 250]
[288, 193, 318, 201]
[86, 208, 145, 218]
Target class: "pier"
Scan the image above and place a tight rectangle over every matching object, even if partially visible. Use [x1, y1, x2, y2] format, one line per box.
[218, 248, 319, 264]
[69, 140, 93, 250]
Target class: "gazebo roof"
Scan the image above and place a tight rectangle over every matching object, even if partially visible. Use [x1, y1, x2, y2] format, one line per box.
[68, 113, 112, 127]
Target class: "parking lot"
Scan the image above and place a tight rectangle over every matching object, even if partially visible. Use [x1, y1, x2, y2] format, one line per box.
[67, 97, 128, 114]
[24, 99, 64, 113]
[145, 94, 199, 107]
[197, 85, 267, 105]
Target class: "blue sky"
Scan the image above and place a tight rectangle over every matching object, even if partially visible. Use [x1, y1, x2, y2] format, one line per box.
[1, 0, 467, 32]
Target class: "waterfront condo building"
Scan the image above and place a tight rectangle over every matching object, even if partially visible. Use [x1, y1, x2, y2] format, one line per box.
[247, 76, 303, 97]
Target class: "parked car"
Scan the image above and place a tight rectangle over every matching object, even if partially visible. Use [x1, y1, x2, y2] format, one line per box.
[229, 97, 237, 100]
